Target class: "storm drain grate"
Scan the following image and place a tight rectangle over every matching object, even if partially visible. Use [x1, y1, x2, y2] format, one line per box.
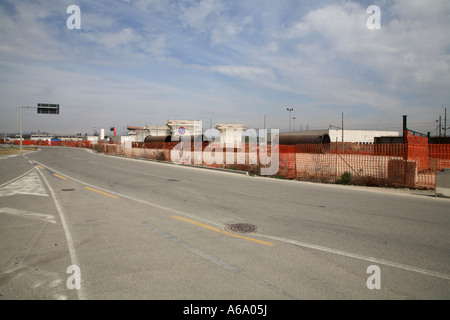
[61, 188, 75, 191]
[225, 223, 258, 234]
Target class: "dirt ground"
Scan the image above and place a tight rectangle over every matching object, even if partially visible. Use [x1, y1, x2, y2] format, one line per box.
[0, 145, 38, 156]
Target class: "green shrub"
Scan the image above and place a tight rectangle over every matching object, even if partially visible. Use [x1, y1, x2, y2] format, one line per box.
[336, 172, 352, 185]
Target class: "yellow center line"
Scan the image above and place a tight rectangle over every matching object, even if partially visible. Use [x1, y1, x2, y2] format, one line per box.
[172, 215, 274, 247]
[37, 165, 45, 169]
[53, 173, 67, 180]
[84, 186, 119, 199]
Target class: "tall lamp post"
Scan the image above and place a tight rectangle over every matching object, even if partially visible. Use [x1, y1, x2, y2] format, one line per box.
[286, 108, 293, 132]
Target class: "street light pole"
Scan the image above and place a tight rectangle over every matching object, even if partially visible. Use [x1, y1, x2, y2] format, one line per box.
[445, 107, 447, 137]
[19, 104, 59, 151]
[19, 106, 23, 151]
[19, 106, 37, 151]
[286, 108, 293, 132]
[342, 112, 344, 155]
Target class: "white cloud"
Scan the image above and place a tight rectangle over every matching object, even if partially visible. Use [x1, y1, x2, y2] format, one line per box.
[0, 1, 66, 61]
[258, 0, 450, 113]
[173, 0, 252, 45]
[281, 21, 311, 39]
[264, 42, 279, 53]
[80, 12, 118, 32]
[208, 65, 276, 81]
[177, 0, 225, 30]
[90, 28, 141, 49]
[1, 0, 449, 134]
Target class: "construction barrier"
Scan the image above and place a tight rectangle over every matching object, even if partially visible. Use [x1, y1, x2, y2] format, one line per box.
[4, 137, 449, 190]
[7, 140, 93, 148]
[127, 140, 450, 189]
[296, 142, 450, 189]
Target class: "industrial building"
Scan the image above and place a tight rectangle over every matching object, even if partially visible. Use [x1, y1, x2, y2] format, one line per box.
[127, 120, 400, 146]
[278, 129, 400, 144]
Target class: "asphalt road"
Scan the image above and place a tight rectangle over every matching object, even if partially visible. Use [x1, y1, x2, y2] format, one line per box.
[0, 146, 449, 300]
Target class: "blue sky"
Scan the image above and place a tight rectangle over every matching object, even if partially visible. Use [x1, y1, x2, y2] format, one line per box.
[1, 0, 449, 135]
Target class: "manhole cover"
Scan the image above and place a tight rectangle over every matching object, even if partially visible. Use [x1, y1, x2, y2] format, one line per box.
[225, 223, 258, 234]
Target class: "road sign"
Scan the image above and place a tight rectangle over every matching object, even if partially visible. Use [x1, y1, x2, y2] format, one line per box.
[178, 127, 186, 135]
[37, 103, 59, 114]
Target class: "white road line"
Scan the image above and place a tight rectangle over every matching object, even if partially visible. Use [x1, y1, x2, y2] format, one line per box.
[0, 169, 49, 197]
[142, 222, 240, 274]
[0, 167, 36, 188]
[0, 207, 56, 224]
[31, 160, 450, 281]
[36, 167, 87, 300]
[258, 234, 450, 281]
[0, 154, 19, 159]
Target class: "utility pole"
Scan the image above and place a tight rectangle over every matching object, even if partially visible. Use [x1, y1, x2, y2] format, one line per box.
[19, 106, 38, 151]
[439, 116, 442, 137]
[286, 108, 293, 132]
[342, 112, 344, 155]
[403, 115, 408, 143]
[19, 107, 23, 151]
[445, 107, 447, 137]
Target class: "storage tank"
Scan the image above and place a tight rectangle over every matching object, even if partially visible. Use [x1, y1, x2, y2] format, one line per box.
[277, 133, 331, 145]
[144, 135, 205, 143]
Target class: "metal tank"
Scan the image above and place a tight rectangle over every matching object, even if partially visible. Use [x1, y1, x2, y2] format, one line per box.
[277, 133, 331, 145]
[144, 134, 205, 143]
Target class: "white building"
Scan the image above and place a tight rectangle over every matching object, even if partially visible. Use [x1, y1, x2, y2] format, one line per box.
[285, 129, 400, 143]
[84, 136, 99, 143]
[30, 134, 53, 141]
[328, 129, 400, 143]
